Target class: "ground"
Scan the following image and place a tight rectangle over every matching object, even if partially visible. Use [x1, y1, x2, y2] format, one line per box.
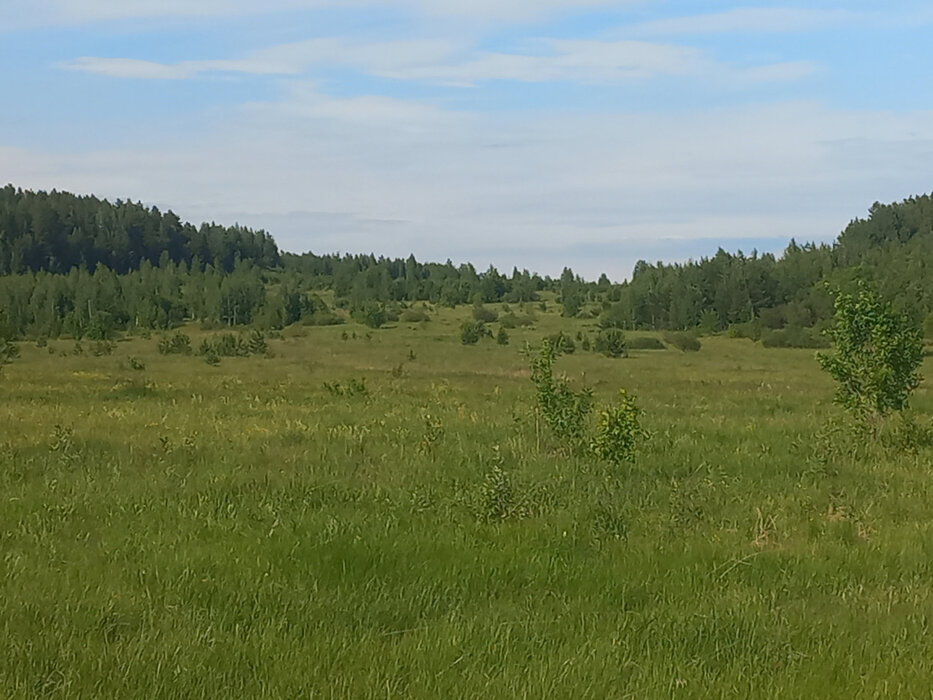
[1, 303, 931, 698]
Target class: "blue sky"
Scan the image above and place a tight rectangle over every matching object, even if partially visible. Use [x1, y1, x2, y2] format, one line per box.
[2, 1, 932, 279]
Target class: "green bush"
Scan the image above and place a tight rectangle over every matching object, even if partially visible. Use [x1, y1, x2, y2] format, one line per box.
[662, 331, 701, 352]
[460, 320, 490, 345]
[400, 309, 430, 323]
[590, 390, 647, 467]
[728, 319, 762, 341]
[529, 339, 593, 453]
[818, 284, 923, 419]
[626, 336, 666, 350]
[157, 332, 192, 355]
[761, 326, 829, 349]
[247, 330, 268, 356]
[499, 312, 536, 329]
[496, 327, 510, 345]
[595, 329, 626, 358]
[547, 332, 575, 355]
[351, 302, 387, 329]
[472, 305, 499, 323]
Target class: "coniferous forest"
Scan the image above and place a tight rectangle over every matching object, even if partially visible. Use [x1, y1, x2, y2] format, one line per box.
[0, 184, 931, 341]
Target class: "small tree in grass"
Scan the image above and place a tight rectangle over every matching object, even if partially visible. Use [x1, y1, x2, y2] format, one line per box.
[0, 337, 18, 375]
[590, 390, 646, 467]
[818, 284, 923, 428]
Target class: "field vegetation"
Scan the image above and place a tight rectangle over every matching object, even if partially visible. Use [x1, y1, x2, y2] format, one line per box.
[1, 299, 931, 698]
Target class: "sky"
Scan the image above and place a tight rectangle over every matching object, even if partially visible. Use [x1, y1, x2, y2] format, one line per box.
[2, 1, 932, 280]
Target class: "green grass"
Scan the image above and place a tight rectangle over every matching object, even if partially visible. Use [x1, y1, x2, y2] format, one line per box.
[1, 306, 931, 698]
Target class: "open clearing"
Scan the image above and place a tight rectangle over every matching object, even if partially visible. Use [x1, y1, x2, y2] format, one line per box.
[2, 306, 932, 698]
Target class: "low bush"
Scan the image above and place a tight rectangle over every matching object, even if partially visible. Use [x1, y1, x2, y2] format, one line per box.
[460, 320, 491, 345]
[595, 329, 626, 358]
[663, 331, 701, 352]
[400, 309, 430, 323]
[761, 326, 829, 349]
[157, 332, 191, 355]
[728, 319, 762, 341]
[472, 305, 499, 323]
[547, 332, 575, 355]
[499, 312, 536, 329]
[626, 336, 666, 350]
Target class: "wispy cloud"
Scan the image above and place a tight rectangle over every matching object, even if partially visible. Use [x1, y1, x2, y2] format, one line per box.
[3, 0, 634, 30]
[64, 38, 460, 80]
[626, 7, 864, 36]
[65, 36, 816, 87]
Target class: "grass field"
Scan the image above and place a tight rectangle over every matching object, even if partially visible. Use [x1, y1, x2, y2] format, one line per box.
[2, 304, 932, 698]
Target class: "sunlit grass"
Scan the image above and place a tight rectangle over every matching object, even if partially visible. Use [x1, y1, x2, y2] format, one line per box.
[1, 305, 931, 698]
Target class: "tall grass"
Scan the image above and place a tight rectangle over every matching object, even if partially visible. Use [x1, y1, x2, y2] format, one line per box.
[0, 306, 930, 697]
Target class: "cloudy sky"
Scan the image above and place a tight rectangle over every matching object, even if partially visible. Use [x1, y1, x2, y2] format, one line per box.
[2, 1, 932, 279]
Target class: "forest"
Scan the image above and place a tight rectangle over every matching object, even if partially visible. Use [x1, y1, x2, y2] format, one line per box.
[0, 184, 931, 342]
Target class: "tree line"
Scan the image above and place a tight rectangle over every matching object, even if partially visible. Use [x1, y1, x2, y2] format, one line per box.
[0, 185, 930, 340]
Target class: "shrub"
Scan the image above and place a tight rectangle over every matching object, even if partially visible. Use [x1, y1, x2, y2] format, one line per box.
[0, 337, 18, 374]
[626, 336, 666, 350]
[818, 284, 924, 420]
[529, 339, 593, 453]
[662, 331, 701, 352]
[478, 464, 515, 522]
[595, 329, 626, 358]
[547, 332, 575, 355]
[728, 319, 762, 341]
[499, 312, 536, 329]
[460, 320, 490, 345]
[761, 326, 829, 349]
[351, 302, 386, 329]
[303, 310, 343, 326]
[472, 305, 499, 323]
[247, 330, 268, 356]
[496, 327, 510, 345]
[158, 332, 192, 355]
[91, 340, 116, 357]
[400, 309, 430, 323]
[590, 390, 647, 467]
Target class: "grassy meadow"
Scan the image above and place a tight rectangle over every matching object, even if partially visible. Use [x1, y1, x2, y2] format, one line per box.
[1, 302, 932, 698]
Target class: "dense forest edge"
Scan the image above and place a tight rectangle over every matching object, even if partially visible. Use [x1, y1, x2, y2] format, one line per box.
[0, 183, 931, 343]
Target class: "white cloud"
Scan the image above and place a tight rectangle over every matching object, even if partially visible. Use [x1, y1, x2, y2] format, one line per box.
[65, 36, 815, 87]
[64, 38, 460, 80]
[2, 0, 635, 30]
[626, 7, 862, 36]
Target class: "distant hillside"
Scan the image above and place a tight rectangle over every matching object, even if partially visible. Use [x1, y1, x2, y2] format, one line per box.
[0, 185, 929, 340]
[0, 185, 280, 274]
[612, 195, 933, 332]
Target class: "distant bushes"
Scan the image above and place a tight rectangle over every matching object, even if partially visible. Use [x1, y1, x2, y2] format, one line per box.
[662, 332, 701, 352]
[351, 302, 386, 329]
[626, 336, 666, 350]
[400, 309, 430, 323]
[547, 332, 576, 355]
[728, 320, 761, 341]
[472, 305, 499, 323]
[158, 332, 192, 355]
[198, 331, 269, 359]
[595, 329, 626, 358]
[460, 320, 491, 345]
[761, 326, 830, 349]
[499, 312, 536, 329]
